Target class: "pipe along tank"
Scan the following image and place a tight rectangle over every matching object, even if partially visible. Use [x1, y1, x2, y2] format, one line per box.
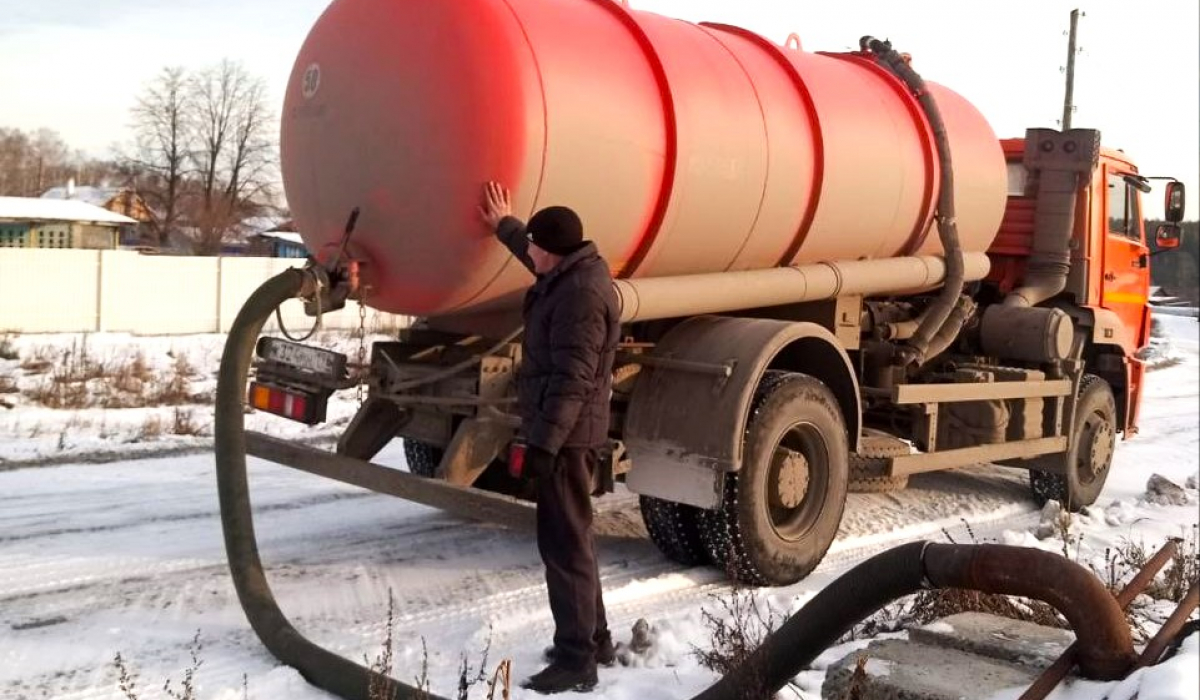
[281, 0, 1007, 318]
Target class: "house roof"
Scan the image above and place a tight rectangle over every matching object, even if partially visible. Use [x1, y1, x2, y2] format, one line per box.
[40, 186, 122, 208]
[0, 197, 138, 225]
[254, 231, 305, 245]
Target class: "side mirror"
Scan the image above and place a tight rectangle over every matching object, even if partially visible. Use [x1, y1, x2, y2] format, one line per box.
[1155, 224, 1182, 250]
[1165, 181, 1186, 223]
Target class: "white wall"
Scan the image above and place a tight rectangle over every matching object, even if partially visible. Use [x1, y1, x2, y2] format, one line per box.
[0, 249, 409, 335]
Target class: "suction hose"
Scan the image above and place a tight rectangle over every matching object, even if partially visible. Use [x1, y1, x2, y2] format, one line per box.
[863, 38, 967, 369]
[215, 269, 448, 700]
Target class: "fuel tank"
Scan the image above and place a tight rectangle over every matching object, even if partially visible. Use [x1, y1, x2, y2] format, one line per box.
[282, 0, 1006, 317]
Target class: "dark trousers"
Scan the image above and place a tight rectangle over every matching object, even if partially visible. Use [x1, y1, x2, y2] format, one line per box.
[536, 446, 610, 670]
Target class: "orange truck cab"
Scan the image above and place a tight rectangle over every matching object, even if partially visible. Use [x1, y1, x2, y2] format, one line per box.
[989, 137, 1187, 437]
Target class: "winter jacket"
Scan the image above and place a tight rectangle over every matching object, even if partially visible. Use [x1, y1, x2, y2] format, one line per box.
[496, 216, 620, 454]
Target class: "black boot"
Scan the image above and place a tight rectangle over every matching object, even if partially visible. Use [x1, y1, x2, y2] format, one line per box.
[542, 633, 616, 667]
[520, 662, 598, 694]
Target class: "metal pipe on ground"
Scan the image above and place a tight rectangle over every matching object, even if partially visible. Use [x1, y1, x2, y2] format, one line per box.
[614, 252, 990, 323]
[1020, 539, 1180, 700]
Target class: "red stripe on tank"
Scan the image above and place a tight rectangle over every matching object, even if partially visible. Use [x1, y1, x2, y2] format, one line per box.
[706, 25, 825, 268]
[829, 53, 938, 257]
[588, 0, 678, 279]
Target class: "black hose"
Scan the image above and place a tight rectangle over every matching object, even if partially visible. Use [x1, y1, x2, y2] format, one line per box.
[215, 269, 447, 700]
[862, 37, 967, 368]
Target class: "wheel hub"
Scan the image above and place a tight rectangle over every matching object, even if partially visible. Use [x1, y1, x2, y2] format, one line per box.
[1080, 418, 1115, 483]
[772, 447, 810, 509]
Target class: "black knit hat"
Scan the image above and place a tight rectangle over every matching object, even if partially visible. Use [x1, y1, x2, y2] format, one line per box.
[526, 206, 584, 256]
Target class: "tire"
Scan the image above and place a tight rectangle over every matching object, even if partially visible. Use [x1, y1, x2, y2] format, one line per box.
[402, 438, 442, 478]
[848, 430, 911, 494]
[700, 371, 849, 586]
[1028, 374, 1117, 511]
[639, 496, 711, 567]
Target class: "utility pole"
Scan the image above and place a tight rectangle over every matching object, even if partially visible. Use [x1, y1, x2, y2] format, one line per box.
[1061, 9, 1081, 129]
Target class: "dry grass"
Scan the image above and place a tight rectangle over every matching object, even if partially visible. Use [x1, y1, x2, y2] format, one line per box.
[840, 654, 870, 700]
[153, 355, 197, 406]
[366, 589, 506, 700]
[694, 588, 783, 700]
[1098, 527, 1200, 603]
[114, 630, 213, 700]
[137, 415, 164, 442]
[0, 333, 17, 361]
[18, 343, 56, 374]
[20, 340, 207, 411]
[170, 408, 203, 437]
[910, 589, 1067, 628]
[366, 591, 399, 700]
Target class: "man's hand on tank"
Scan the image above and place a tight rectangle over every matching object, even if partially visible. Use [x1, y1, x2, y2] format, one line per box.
[479, 181, 513, 231]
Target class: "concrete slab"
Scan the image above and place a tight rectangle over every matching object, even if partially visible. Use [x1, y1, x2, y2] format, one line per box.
[909, 612, 1075, 671]
[822, 638, 1039, 700]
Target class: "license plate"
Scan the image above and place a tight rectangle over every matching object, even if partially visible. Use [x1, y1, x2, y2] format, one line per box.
[256, 337, 347, 378]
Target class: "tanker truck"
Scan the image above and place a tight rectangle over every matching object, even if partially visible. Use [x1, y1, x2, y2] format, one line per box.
[215, 0, 1189, 610]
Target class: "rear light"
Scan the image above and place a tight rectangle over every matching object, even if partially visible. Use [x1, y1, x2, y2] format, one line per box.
[248, 381, 327, 425]
[508, 440, 528, 479]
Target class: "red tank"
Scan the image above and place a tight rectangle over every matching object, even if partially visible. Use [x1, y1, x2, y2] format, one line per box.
[281, 0, 1006, 317]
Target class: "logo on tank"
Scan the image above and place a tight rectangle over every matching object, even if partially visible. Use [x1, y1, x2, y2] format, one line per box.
[302, 64, 321, 99]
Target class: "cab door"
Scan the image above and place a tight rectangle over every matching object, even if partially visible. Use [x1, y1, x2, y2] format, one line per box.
[1101, 169, 1151, 352]
[1102, 168, 1152, 434]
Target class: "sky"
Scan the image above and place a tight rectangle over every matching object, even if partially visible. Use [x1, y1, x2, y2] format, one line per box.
[0, 0, 1196, 218]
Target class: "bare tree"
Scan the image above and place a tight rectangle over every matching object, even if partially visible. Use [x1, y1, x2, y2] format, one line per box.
[187, 60, 276, 255]
[0, 128, 78, 197]
[0, 128, 33, 196]
[125, 67, 192, 247]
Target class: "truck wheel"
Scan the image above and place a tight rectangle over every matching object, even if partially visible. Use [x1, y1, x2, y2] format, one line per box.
[402, 439, 442, 478]
[848, 429, 910, 493]
[1028, 374, 1116, 511]
[701, 371, 849, 586]
[639, 496, 711, 567]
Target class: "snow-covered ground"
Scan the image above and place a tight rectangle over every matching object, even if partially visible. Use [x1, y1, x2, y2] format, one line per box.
[0, 315, 1196, 700]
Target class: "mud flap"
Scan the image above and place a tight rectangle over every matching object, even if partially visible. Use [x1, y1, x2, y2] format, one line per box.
[624, 316, 860, 507]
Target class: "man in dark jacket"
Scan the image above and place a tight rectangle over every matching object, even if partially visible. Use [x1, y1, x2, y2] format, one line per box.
[480, 181, 620, 694]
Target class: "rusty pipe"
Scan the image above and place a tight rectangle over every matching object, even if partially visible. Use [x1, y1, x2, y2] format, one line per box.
[1020, 539, 1180, 700]
[614, 253, 991, 323]
[923, 544, 1135, 680]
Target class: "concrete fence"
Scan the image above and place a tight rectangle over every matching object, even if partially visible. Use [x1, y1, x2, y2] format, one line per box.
[0, 249, 410, 335]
